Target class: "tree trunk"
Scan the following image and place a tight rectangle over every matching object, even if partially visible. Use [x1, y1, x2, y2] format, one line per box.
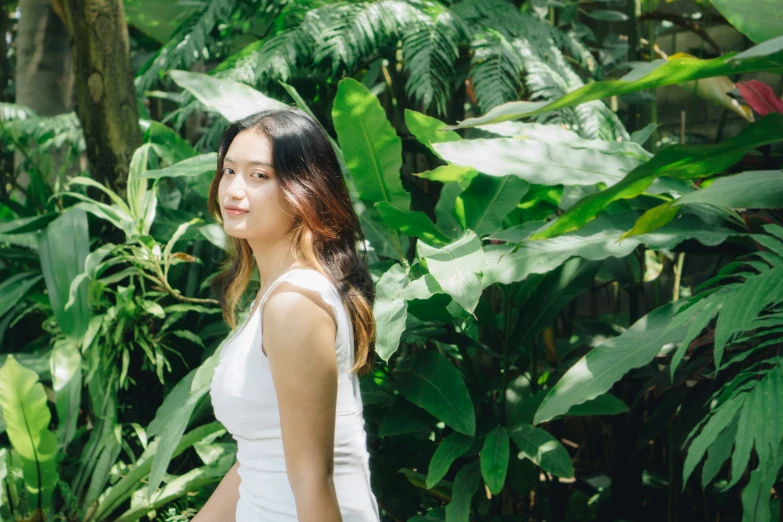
[12, 0, 73, 202]
[61, 0, 142, 200]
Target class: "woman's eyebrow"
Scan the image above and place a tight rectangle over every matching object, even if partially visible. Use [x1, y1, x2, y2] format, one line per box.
[224, 157, 274, 169]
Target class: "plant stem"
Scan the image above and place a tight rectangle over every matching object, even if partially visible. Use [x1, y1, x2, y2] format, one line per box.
[672, 252, 685, 302]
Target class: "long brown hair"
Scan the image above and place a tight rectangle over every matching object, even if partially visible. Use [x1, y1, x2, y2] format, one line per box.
[207, 107, 376, 376]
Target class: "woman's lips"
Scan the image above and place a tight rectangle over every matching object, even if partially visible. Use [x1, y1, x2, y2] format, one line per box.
[224, 208, 249, 216]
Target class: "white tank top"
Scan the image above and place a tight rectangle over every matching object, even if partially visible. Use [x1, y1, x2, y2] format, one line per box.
[210, 268, 381, 521]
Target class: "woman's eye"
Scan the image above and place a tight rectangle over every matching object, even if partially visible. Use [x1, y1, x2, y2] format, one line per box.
[222, 167, 235, 175]
[253, 172, 268, 179]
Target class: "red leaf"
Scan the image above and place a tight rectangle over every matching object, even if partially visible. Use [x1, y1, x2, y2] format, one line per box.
[736, 80, 783, 115]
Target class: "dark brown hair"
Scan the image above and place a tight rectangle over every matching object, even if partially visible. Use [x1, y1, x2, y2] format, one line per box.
[207, 107, 376, 376]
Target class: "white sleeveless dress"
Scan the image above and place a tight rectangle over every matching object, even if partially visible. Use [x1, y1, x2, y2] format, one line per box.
[209, 268, 381, 521]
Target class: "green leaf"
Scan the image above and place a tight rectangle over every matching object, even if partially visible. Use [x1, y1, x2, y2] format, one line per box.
[394, 351, 476, 436]
[415, 165, 477, 186]
[483, 212, 736, 289]
[461, 175, 529, 236]
[92, 422, 225, 521]
[379, 398, 436, 437]
[376, 201, 452, 246]
[480, 426, 509, 495]
[444, 461, 481, 522]
[39, 209, 91, 342]
[417, 231, 484, 315]
[0, 355, 58, 512]
[477, 121, 652, 160]
[673, 170, 783, 209]
[373, 264, 410, 361]
[534, 301, 690, 424]
[714, 265, 783, 366]
[140, 153, 218, 180]
[701, 420, 738, 488]
[405, 109, 461, 156]
[711, 0, 783, 44]
[740, 443, 783, 522]
[332, 78, 409, 210]
[50, 338, 82, 452]
[564, 393, 629, 417]
[433, 137, 642, 187]
[682, 397, 743, 487]
[510, 258, 600, 351]
[426, 432, 474, 489]
[508, 424, 574, 478]
[145, 339, 229, 496]
[531, 114, 783, 240]
[0, 272, 42, 318]
[0, 213, 58, 234]
[168, 70, 287, 122]
[446, 48, 783, 128]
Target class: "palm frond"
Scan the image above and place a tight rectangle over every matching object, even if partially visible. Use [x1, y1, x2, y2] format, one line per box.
[135, 0, 243, 92]
[402, 5, 465, 116]
[314, 1, 414, 74]
[469, 29, 524, 113]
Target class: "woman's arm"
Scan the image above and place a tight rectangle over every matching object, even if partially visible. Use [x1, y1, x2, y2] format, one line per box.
[263, 284, 343, 522]
[191, 461, 241, 522]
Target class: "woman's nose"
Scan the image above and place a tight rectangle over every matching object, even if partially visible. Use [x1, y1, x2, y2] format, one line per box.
[226, 172, 246, 198]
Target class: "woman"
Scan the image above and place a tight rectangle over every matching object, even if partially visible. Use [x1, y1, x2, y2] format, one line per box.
[197, 108, 381, 522]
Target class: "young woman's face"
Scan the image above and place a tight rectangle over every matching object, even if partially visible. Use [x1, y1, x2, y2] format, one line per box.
[217, 129, 297, 240]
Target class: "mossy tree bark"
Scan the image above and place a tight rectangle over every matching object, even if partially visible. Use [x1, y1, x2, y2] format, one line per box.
[61, 0, 142, 199]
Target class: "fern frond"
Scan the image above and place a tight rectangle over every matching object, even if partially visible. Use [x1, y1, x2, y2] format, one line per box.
[314, 1, 414, 74]
[135, 0, 242, 91]
[455, 0, 628, 140]
[469, 29, 524, 113]
[401, 5, 465, 116]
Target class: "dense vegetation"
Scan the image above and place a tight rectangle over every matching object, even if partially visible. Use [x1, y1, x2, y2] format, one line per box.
[1, 0, 782, 521]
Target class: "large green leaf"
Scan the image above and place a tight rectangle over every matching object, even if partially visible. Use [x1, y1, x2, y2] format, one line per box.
[477, 121, 652, 160]
[373, 263, 410, 361]
[426, 432, 474, 489]
[433, 137, 642, 187]
[482, 212, 736, 289]
[394, 351, 476, 436]
[534, 301, 690, 424]
[376, 201, 452, 246]
[379, 398, 436, 437]
[0, 355, 58, 512]
[168, 70, 287, 122]
[711, 0, 783, 44]
[140, 153, 218, 180]
[673, 170, 783, 209]
[480, 426, 509, 495]
[531, 113, 783, 240]
[38, 209, 91, 342]
[332, 78, 410, 210]
[444, 461, 481, 522]
[50, 338, 82, 452]
[508, 424, 574, 479]
[446, 44, 783, 128]
[405, 109, 461, 156]
[625, 170, 783, 237]
[417, 231, 484, 315]
[461, 175, 529, 236]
